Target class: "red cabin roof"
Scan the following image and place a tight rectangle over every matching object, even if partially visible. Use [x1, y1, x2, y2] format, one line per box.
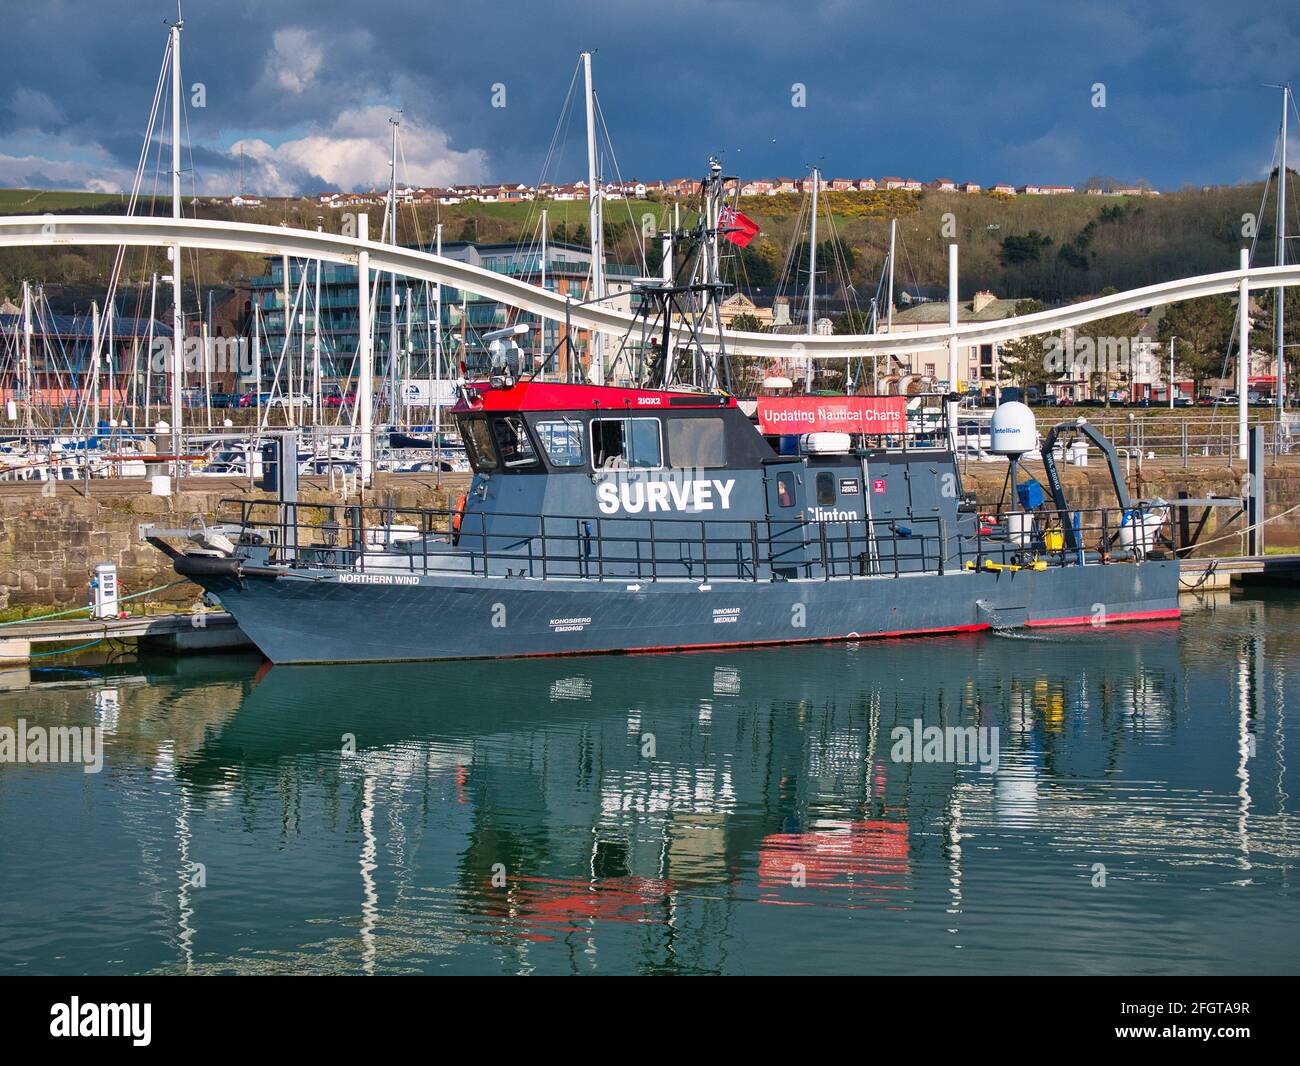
[454, 380, 736, 413]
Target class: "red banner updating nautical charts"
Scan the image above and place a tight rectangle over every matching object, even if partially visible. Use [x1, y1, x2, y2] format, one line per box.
[757, 396, 907, 435]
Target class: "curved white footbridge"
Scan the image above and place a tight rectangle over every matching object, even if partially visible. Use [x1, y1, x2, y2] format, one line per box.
[3, 214, 1298, 471]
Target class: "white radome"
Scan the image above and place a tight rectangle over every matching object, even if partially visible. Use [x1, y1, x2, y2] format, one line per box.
[990, 401, 1037, 456]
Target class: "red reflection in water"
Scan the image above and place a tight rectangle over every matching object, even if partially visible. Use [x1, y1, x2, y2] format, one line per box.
[758, 820, 909, 906]
[487, 875, 674, 942]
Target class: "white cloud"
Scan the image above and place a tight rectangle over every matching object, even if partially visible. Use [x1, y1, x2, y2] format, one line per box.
[0, 150, 131, 193]
[268, 27, 325, 95]
[234, 105, 489, 194]
[8, 87, 66, 130]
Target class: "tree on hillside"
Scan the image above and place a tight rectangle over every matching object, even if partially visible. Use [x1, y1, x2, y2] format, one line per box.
[832, 308, 873, 334]
[1156, 294, 1236, 396]
[1083, 175, 1120, 193]
[999, 231, 1052, 265]
[734, 242, 780, 287]
[1248, 288, 1300, 395]
[1074, 286, 1141, 406]
[728, 312, 764, 333]
[997, 300, 1055, 391]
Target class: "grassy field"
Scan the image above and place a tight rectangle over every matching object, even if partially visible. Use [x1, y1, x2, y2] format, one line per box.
[0, 188, 125, 212]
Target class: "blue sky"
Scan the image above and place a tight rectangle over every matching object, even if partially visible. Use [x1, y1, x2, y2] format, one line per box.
[0, 0, 1297, 195]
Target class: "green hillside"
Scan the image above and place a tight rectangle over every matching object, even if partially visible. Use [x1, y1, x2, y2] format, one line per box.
[0, 187, 125, 212]
[0, 180, 1287, 309]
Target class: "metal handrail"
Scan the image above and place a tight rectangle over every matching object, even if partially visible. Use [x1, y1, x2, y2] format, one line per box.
[218, 497, 1166, 584]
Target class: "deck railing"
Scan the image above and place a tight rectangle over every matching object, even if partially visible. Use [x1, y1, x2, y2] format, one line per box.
[217, 498, 1173, 584]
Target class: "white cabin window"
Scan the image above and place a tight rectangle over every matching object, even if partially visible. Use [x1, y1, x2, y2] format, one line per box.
[535, 419, 585, 467]
[491, 416, 540, 469]
[591, 417, 662, 469]
[667, 417, 726, 468]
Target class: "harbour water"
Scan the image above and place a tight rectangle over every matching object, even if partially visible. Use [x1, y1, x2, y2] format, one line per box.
[1, 592, 1296, 975]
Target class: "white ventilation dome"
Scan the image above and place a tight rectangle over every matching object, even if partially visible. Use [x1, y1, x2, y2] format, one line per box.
[802, 432, 853, 454]
[990, 401, 1037, 456]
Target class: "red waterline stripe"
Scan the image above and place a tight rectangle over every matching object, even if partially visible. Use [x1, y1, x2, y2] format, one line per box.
[264, 613, 1182, 666]
[514, 621, 993, 660]
[1025, 607, 1181, 628]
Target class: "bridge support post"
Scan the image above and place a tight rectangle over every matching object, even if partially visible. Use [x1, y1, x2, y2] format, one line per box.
[947, 243, 959, 446]
[357, 213, 373, 485]
[1248, 425, 1265, 555]
[1239, 247, 1250, 462]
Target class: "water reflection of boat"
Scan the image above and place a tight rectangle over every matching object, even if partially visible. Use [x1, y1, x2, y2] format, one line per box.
[8, 598, 1297, 975]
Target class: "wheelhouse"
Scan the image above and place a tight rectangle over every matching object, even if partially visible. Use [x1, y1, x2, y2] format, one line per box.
[451, 380, 774, 476]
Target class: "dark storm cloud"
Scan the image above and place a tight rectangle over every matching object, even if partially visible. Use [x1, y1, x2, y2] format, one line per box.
[1, 0, 1297, 193]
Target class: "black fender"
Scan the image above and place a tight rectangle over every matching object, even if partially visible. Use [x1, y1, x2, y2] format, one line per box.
[173, 553, 242, 579]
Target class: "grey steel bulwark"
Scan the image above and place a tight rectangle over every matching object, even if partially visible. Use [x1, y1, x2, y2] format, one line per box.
[151, 382, 1180, 664]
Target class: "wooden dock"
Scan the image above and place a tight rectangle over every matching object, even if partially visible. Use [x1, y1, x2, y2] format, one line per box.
[0, 611, 252, 662]
[1178, 554, 1300, 591]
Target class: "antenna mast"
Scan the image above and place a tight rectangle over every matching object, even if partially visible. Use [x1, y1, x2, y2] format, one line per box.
[169, 16, 184, 433]
[582, 52, 605, 385]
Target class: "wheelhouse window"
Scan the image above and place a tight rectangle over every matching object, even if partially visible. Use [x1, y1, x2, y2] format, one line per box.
[491, 416, 540, 470]
[816, 471, 836, 506]
[591, 417, 662, 469]
[776, 471, 796, 508]
[459, 417, 498, 472]
[534, 418, 585, 467]
[667, 416, 726, 468]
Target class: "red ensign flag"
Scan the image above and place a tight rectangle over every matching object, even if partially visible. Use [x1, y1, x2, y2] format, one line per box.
[720, 205, 760, 247]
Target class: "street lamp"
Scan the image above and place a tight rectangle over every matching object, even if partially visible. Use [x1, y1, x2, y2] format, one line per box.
[1168, 336, 1177, 409]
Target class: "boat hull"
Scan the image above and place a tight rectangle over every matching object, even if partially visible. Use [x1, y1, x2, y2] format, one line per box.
[189, 561, 1180, 664]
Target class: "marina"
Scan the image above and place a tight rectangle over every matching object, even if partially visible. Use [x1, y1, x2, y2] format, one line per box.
[0, 592, 1296, 975]
[1, 0, 1299, 1006]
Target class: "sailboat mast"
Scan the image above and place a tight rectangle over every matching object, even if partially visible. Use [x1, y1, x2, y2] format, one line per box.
[540, 207, 547, 376]
[169, 17, 184, 433]
[582, 51, 605, 385]
[203, 290, 212, 430]
[90, 300, 101, 428]
[434, 222, 443, 444]
[1277, 84, 1289, 412]
[886, 218, 896, 332]
[313, 222, 323, 427]
[253, 302, 262, 414]
[805, 167, 819, 390]
[389, 115, 400, 422]
[883, 217, 896, 389]
[144, 274, 157, 426]
[105, 303, 115, 425]
[20, 281, 32, 430]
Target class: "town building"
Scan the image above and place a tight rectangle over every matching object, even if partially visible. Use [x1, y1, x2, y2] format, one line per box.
[243, 240, 642, 389]
[716, 292, 774, 330]
[881, 290, 1020, 394]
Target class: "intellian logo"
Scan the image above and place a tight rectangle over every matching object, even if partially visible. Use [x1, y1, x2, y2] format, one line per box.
[50, 998, 151, 1046]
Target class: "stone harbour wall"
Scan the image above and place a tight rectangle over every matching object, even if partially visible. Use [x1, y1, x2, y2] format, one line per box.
[0, 477, 456, 612]
[2, 461, 1298, 612]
